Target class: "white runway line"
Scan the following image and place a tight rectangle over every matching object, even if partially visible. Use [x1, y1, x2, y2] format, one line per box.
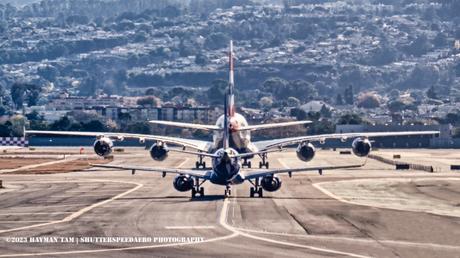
[313, 178, 460, 218]
[0, 221, 51, 223]
[235, 227, 460, 251]
[0, 212, 72, 215]
[221, 197, 371, 258]
[0, 182, 239, 257]
[165, 226, 215, 229]
[277, 158, 290, 169]
[176, 158, 190, 168]
[0, 180, 143, 235]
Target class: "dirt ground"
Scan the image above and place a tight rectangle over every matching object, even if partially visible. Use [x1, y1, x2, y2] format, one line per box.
[0, 158, 55, 169]
[9, 158, 112, 174]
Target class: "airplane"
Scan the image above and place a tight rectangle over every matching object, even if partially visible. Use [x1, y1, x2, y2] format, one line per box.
[26, 41, 439, 198]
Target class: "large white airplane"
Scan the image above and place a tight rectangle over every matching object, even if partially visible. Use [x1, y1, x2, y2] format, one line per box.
[26, 41, 439, 198]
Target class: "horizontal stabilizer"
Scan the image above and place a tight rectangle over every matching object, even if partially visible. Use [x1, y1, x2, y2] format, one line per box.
[238, 120, 312, 131]
[149, 120, 220, 131]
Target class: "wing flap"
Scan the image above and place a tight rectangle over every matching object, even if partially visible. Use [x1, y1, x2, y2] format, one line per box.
[92, 164, 212, 179]
[244, 163, 365, 179]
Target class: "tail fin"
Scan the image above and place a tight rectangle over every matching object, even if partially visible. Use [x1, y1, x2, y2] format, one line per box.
[228, 40, 235, 117]
[223, 40, 235, 150]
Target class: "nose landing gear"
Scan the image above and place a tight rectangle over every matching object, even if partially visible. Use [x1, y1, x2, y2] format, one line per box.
[242, 158, 252, 168]
[195, 155, 206, 169]
[191, 178, 206, 198]
[259, 153, 269, 169]
[249, 178, 263, 198]
[224, 185, 232, 198]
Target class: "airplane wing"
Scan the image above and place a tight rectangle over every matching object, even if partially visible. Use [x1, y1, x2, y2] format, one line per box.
[244, 163, 365, 180]
[25, 130, 213, 152]
[92, 164, 212, 179]
[254, 131, 439, 151]
[149, 120, 220, 131]
[238, 120, 312, 131]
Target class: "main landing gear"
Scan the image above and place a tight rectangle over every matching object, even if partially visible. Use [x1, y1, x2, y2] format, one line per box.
[195, 155, 206, 169]
[224, 185, 232, 198]
[259, 153, 269, 169]
[249, 178, 263, 198]
[242, 158, 252, 168]
[191, 178, 206, 198]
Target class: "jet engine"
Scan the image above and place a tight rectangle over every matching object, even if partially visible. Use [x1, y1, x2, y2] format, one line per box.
[149, 143, 169, 161]
[173, 175, 194, 192]
[261, 175, 282, 192]
[93, 137, 113, 157]
[352, 138, 372, 157]
[296, 142, 316, 162]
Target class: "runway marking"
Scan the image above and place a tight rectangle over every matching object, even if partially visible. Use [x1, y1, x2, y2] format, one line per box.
[234, 227, 460, 250]
[221, 197, 371, 258]
[0, 221, 51, 223]
[313, 178, 460, 218]
[0, 182, 238, 257]
[165, 226, 215, 229]
[277, 158, 290, 169]
[0, 180, 143, 235]
[177, 158, 189, 168]
[0, 212, 72, 215]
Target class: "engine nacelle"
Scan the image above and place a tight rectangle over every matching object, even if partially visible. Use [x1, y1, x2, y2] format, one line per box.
[296, 142, 316, 162]
[173, 175, 194, 192]
[261, 175, 282, 192]
[352, 138, 372, 157]
[150, 143, 169, 161]
[93, 137, 113, 157]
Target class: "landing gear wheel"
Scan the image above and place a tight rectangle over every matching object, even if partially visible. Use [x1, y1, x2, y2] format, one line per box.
[199, 187, 204, 196]
[191, 188, 197, 198]
[195, 161, 199, 169]
[265, 162, 269, 169]
[250, 187, 255, 198]
[247, 161, 251, 168]
[259, 161, 263, 168]
[258, 188, 263, 198]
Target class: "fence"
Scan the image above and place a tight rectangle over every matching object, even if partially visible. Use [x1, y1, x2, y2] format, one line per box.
[0, 137, 28, 147]
[368, 154, 438, 173]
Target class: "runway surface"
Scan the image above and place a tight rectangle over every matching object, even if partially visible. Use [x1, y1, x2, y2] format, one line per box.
[0, 148, 460, 257]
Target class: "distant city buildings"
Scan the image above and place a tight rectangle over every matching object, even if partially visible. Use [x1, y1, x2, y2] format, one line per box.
[39, 93, 220, 124]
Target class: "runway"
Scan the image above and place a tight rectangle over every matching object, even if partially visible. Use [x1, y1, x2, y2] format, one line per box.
[0, 148, 459, 257]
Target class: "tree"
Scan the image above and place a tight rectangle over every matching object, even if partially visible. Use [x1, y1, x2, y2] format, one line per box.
[336, 94, 344, 105]
[290, 108, 307, 121]
[50, 116, 72, 131]
[287, 97, 300, 107]
[320, 104, 332, 117]
[426, 85, 438, 99]
[82, 120, 106, 132]
[344, 84, 354, 105]
[10, 83, 41, 109]
[262, 77, 289, 98]
[357, 93, 380, 109]
[207, 79, 227, 104]
[0, 123, 11, 137]
[259, 97, 273, 110]
[137, 96, 160, 107]
[338, 114, 363, 125]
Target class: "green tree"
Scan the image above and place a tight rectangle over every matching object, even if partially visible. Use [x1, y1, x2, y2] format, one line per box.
[338, 114, 363, 125]
[207, 79, 227, 104]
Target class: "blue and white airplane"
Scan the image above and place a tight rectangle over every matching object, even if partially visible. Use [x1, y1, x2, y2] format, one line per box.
[26, 41, 439, 198]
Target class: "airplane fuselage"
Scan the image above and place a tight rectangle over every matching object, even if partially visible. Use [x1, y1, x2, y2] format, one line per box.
[213, 113, 257, 154]
[209, 148, 245, 185]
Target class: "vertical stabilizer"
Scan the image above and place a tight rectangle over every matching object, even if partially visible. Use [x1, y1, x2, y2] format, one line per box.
[223, 40, 235, 150]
